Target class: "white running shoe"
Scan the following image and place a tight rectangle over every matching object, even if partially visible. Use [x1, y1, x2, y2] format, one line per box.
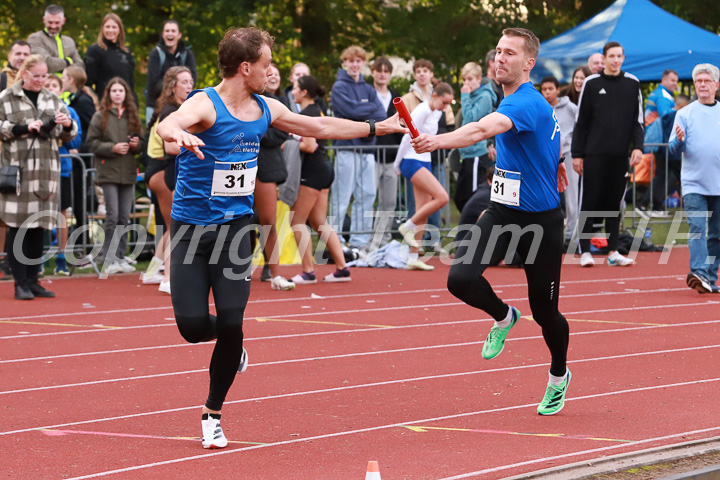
[290, 272, 317, 284]
[119, 258, 136, 273]
[407, 258, 434, 271]
[323, 268, 351, 282]
[398, 223, 420, 248]
[271, 275, 296, 291]
[580, 252, 595, 267]
[237, 347, 249, 373]
[141, 272, 164, 285]
[608, 251, 634, 266]
[158, 280, 171, 294]
[103, 262, 124, 275]
[201, 414, 228, 449]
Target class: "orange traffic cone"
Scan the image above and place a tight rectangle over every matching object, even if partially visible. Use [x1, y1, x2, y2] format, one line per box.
[365, 460, 381, 480]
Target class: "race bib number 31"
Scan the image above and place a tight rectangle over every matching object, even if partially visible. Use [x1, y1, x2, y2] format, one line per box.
[211, 159, 257, 197]
[491, 167, 521, 206]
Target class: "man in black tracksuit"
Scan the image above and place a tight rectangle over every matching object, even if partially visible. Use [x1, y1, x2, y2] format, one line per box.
[572, 41, 644, 267]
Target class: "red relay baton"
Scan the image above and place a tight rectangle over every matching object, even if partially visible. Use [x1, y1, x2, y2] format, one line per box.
[393, 97, 420, 138]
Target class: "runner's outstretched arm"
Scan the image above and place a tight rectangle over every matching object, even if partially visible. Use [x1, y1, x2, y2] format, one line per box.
[265, 97, 406, 140]
[412, 112, 513, 153]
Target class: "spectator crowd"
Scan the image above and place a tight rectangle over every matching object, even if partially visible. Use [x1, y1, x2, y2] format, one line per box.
[1, 3, 719, 300]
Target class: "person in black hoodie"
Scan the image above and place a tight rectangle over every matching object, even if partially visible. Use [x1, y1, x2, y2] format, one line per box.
[572, 41, 644, 268]
[84, 13, 135, 100]
[145, 20, 197, 121]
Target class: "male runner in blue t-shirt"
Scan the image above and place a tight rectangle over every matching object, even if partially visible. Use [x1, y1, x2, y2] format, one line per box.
[158, 27, 404, 449]
[412, 27, 571, 416]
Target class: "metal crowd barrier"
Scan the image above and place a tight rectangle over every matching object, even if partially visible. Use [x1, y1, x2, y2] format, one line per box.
[628, 142, 681, 229]
[326, 144, 453, 245]
[57, 153, 154, 261]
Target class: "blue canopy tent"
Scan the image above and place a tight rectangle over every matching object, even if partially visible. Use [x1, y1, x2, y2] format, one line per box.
[531, 0, 720, 83]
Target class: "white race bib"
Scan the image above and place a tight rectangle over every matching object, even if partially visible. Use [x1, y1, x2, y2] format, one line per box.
[211, 159, 257, 197]
[491, 167, 521, 206]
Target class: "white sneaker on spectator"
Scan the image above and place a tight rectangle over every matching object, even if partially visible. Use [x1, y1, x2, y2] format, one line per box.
[271, 276, 295, 291]
[119, 258, 136, 273]
[432, 241, 449, 255]
[649, 210, 670, 218]
[158, 280, 171, 294]
[407, 258, 434, 271]
[580, 252, 595, 267]
[141, 272, 164, 284]
[398, 223, 420, 248]
[608, 251, 634, 266]
[103, 262, 123, 275]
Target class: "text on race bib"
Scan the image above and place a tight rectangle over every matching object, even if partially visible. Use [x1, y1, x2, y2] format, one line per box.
[211, 159, 257, 197]
[491, 167, 521, 206]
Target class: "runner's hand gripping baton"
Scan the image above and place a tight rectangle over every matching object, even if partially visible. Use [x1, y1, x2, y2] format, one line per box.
[393, 98, 419, 138]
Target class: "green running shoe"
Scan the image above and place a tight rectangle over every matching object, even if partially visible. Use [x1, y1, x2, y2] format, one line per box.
[537, 370, 572, 415]
[481, 307, 520, 360]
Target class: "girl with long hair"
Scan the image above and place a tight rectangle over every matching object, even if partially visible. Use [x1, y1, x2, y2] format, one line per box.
[141, 66, 194, 293]
[394, 83, 454, 271]
[560, 66, 592, 105]
[84, 13, 135, 98]
[86, 77, 144, 273]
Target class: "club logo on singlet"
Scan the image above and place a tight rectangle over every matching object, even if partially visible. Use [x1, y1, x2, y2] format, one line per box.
[228, 133, 260, 155]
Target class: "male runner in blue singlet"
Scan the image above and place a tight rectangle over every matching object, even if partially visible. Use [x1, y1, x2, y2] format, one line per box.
[412, 28, 572, 416]
[157, 27, 403, 448]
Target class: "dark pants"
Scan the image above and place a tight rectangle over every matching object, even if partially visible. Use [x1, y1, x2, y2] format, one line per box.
[447, 202, 569, 376]
[579, 155, 628, 253]
[170, 216, 253, 411]
[6, 227, 44, 287]
[454, 154, 491, 212]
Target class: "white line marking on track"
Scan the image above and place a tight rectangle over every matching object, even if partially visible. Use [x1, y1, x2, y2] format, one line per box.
[1, 292, 716, 342]
[0, 273, 687, 324]
[3, 342, 720, 430]
[59, 377, 720, 479]
[436, 426, 720, 479]
[3, 340, 720, 396]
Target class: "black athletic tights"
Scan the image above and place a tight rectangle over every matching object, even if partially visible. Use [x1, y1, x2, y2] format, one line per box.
[170, 216, 253, 411]
[579, 155, 629, 253]
[447, 202, 569, 377]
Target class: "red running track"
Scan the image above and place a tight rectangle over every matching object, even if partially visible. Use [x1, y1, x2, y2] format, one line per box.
[0, 249, 719, 479]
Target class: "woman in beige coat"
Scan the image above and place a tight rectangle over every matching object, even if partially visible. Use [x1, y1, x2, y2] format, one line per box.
[0, 54, 77, 300]
[86, 77, 144, 273]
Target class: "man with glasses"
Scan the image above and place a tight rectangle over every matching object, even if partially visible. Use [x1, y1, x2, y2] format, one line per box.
[27, 4, 84, 74]
[669, 64, 720, 294]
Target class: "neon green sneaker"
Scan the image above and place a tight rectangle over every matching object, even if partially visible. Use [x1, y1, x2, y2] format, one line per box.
[537, 370, 572, 415]
[481, 307, 520, 360]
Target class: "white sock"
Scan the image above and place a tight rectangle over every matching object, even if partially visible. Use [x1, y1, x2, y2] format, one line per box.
[408, 252, 419, 263]
[495, 306, 515, 329]
[146, 256, 164, 276]
[403, 219, 416, 230]
[548, 369, 567, 386]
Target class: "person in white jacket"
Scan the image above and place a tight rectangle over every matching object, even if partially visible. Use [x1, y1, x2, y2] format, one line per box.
[394, 83, 454, 271]
[541, 76, 579, 247]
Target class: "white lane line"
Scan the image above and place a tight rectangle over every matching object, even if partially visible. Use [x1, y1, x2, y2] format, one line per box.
[2, 287, 715, 341]
[0, 288, 720, 340]
[3, 342, 720, 431]
[0, 273, 686, 324]
[60, 377, 720, 480]
[3, 303, 719, 366]
[436, 426, 720, 479]
[3, 340, 720, 396]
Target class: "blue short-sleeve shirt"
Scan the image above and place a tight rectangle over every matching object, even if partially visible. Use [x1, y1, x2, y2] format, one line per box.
[495, 82, 561, 212]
